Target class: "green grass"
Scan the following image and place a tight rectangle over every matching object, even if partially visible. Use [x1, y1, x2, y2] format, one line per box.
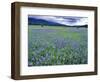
[28, 25, 88, 66]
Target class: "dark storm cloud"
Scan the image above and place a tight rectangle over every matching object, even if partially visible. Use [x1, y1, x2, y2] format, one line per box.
[28, 15, 88, 26]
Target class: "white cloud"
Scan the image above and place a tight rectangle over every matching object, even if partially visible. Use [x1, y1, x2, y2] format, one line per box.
[29, 15, 88, 26]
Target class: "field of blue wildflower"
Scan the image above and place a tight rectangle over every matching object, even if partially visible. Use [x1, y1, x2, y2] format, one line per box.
[28, 25, 88, 66]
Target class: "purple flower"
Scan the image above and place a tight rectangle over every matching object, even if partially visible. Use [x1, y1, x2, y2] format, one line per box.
[32, 57, 35, 61]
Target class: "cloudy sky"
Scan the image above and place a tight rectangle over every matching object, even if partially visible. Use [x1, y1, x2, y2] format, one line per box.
[28, 15, 88, 26]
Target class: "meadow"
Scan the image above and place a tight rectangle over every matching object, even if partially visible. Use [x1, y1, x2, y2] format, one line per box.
[28, 25, 88, 66]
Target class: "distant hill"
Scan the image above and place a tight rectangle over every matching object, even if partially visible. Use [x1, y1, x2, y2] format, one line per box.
[28, 16, 88, 27]
[28, 17, 66, 26]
